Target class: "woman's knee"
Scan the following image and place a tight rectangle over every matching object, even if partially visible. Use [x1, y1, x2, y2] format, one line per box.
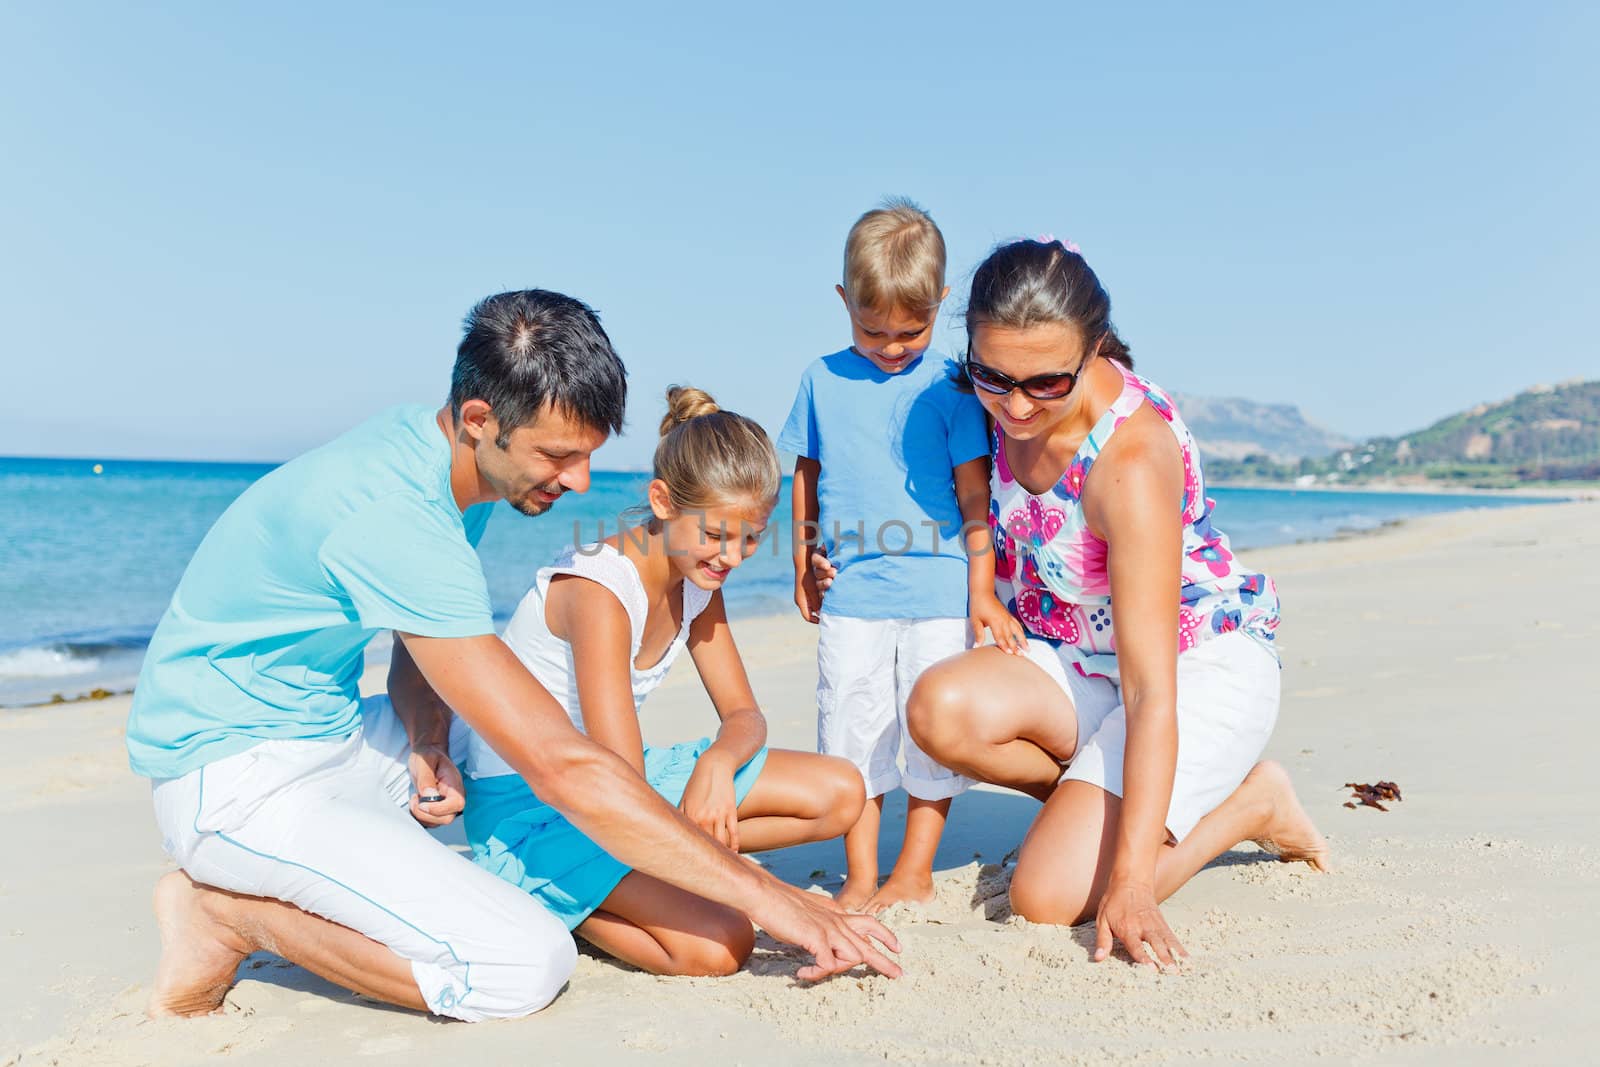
[1008, 857, 1094, 927]
[906, 666, 982, 762]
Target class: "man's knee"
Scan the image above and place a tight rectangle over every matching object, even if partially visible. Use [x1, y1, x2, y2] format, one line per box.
[448, 924, 578, 1021]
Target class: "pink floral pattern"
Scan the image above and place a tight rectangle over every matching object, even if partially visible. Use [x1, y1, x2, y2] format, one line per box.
[991, 366, 1281, 680]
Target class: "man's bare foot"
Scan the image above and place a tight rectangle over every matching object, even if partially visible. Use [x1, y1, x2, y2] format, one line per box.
[1246, 760, 1332, 872]
[148, 872, 252, 1018]
[834, 877, 877, 912]
[863, 871, 936, 914]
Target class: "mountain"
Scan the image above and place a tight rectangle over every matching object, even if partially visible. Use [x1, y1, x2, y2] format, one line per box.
[1208, 379, 1600, 486]
[1169, 393, 1352, 463]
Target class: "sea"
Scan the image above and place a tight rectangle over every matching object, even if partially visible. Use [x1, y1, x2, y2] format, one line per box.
[0, 455, 1553, 707]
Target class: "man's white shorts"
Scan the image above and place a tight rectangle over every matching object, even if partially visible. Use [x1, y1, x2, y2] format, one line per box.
[150, 697, 577, 1021]
[1021, 631, 1281, 841]
[816, 614, 974, 801]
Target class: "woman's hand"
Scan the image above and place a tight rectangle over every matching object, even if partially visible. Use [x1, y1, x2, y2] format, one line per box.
[1094, 879, 1187, 970]
[680, 752, 741, 851]
[969, 592, 1027, 654]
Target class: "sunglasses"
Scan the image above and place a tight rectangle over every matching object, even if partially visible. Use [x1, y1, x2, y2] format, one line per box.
[963, 341, 1095, 401]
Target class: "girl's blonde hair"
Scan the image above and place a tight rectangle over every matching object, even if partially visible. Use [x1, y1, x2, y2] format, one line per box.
[654, 386, 781, 513]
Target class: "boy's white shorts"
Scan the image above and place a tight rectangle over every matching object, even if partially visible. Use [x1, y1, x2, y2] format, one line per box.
[1022, 630, 1281, 841]
[816, 613, 974, 801]
[150, 696, 577, 1022]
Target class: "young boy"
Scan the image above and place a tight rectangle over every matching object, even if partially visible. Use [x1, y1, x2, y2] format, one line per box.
[779, 199, 1025, 911]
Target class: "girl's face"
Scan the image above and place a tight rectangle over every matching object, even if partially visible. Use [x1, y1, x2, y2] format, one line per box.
[967, 320, 1094, 443]
[649, 483, 775, 591]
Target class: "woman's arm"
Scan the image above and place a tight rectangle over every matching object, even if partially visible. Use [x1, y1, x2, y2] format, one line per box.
[682, 590, 769, 849]
[547, 574, 648, 777]
[1081, 414, 1186, 968]
[954, 456, 1026, 653]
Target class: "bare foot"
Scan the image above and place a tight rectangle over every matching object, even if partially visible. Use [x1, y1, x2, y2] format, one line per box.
[833, 877, 877, 912]
[148, 872, 251, 1018]
[863, 871, 935, 914]
[1246, 761, 1332, 872]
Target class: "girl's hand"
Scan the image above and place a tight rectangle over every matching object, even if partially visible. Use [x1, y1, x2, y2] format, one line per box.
[680, 753, 741, 852]
[1094, 880, 1187, 971]
[970, 594, 1027, 654]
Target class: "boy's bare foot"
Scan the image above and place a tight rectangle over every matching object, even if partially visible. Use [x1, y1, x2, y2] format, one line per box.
[1246, 760, 1332, 872]
[863, 871, 936, 914]
[148, 871, 252, 1018]
[833, 877, 877, 912]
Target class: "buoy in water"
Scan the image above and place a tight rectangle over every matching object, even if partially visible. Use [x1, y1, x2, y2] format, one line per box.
[92, 464, 103, 474]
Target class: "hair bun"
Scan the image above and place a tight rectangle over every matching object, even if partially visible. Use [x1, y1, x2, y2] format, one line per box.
[659, 385, 720, 437]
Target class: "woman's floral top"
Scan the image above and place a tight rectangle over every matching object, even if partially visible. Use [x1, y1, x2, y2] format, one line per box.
[990, 365, 1280, 680]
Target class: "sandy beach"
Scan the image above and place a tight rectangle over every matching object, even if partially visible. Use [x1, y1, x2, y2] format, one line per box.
[5, 499, 1598, 1066]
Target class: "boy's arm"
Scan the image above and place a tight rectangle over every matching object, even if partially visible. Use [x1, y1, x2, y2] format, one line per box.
[954, 456, 1025, 653]
[792, 456, 824, 623]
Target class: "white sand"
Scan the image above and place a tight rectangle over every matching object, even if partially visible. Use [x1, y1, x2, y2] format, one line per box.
[5, 499, 1599, 1065]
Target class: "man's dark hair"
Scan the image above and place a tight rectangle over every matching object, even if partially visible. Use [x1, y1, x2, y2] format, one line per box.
[451, 290, 627, 447]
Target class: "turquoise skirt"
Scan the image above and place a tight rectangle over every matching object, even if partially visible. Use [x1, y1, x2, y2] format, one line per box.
[464, 738, 769, 930]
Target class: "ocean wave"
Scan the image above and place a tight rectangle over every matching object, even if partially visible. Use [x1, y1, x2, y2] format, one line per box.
[0, 642, 111, 679]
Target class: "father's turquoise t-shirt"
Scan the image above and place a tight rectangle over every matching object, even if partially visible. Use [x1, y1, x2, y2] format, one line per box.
[126, 405, 496, 779]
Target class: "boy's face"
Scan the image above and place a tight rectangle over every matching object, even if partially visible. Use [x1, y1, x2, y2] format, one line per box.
[836, 285, 949, 375]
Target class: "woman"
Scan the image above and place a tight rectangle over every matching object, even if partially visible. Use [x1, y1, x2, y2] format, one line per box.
[901, 239, 1328, 968]
[464, 386, 865, 976]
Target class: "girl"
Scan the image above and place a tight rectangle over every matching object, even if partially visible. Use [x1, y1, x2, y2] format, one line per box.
[903, 239, 1328, 969]
[463, 386, 865, 977]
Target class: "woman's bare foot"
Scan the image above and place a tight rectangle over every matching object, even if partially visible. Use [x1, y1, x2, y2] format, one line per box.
[148, 871, 252, 1018]
[1246, 761, 1332, 872]
[863, 870, 936, 914]
[834, 877, 877, 912]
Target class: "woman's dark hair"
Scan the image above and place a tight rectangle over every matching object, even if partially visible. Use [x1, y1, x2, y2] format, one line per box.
[964, 239, 1132, 369]
[451, 289, 628, 448]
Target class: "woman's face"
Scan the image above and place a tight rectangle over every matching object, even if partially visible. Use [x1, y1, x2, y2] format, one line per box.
[651, 486, 775, 591]
[967, 320, 1094, 443]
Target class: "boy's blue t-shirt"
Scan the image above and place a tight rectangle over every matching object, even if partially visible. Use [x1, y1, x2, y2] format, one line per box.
[778, 349, 988, 620]
[126, 405, 497, 779]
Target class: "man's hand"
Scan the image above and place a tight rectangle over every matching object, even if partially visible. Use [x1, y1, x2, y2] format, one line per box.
[1094, 879, 1187, 971]
[680, 754, 740, 852]
[751, 881, 903, 981]
[408, 744, 466, 827]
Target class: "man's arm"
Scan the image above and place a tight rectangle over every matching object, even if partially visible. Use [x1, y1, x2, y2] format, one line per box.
[399, 630, 902, 980]
[387, 635, 465, 827]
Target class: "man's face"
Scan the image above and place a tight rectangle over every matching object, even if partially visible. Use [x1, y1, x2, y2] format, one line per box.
[473, 403, 610, 516]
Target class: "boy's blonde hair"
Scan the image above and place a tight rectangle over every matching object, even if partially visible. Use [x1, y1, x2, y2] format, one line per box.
[841, 197, 946, 315]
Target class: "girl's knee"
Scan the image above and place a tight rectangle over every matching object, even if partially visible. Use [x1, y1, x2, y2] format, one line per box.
[669, 914, 755, 977]
[823, 756, 866, 833]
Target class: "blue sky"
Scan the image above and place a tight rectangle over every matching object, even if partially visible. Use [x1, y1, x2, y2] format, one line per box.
[2, 2, 1594, 468]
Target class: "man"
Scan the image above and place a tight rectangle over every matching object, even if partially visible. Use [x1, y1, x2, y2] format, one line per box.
[128, 290, 899, 1022]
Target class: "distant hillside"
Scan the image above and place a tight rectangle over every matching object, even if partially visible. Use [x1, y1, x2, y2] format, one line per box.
[1209, 379, 1600, 486]
[1170, 393, 1352, 463]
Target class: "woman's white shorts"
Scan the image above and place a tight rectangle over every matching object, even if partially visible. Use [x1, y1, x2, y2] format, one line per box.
[1021, 631, 1281, 841]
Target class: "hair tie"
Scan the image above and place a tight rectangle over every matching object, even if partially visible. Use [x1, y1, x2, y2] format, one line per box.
[1035, 233, 1081, 254]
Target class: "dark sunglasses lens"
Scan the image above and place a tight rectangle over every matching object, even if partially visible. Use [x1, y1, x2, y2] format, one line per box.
[1025, 375, 1076, 399]
[966, 363, 1010, 394]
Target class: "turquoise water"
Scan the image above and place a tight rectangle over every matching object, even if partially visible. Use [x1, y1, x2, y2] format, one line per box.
[0, 455, 1550, 705]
